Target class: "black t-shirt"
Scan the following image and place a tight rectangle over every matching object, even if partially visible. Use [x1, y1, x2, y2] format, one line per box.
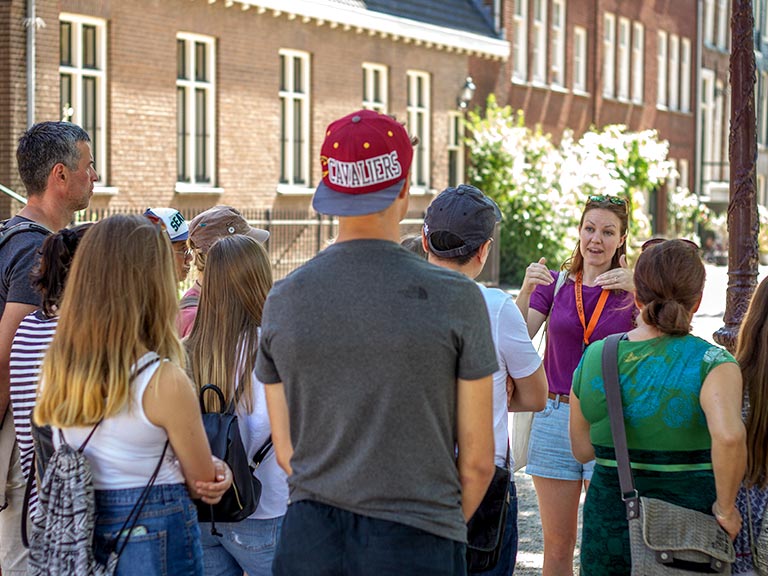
[0, 216, 50, 317]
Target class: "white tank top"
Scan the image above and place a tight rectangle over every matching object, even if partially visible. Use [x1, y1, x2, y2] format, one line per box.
[54, 352, 185, 490]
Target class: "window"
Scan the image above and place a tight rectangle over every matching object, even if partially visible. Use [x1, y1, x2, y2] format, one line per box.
[704, 0, 715, 45]
[667, 158, 678, 194]
[278, 49, 311, 188]
[362, 63, 388, 113]
[573, 26, 587, 93]
[551, 0, 566, 87]
[407, 71, 431, 190]
[177, 33, 216, 187]
[700, 69, 715, 182]
[532, 0, 547, 84]
[681, 38, 691, 112]
[603, 13, 616, 98]
[668, 34, 680, 111]
[679, 158, 689, 191]
[59, 14, 107, 184]
[761, 72, 768, 146]
[617, 18, 630, 100]
[713, 80, 724, 180]
[447, 112, 465, 188]
[657, 31, 668, 107]
[631, 22, 644, 104]
[512, 0, 528, 82]
[716, 0, 728, 49]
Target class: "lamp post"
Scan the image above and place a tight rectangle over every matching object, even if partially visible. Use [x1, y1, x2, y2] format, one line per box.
[457, 76, 476, 110]
[713, 0, 759, 352]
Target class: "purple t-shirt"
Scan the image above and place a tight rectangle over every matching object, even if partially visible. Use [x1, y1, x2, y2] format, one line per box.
[530, 270, 636, 395]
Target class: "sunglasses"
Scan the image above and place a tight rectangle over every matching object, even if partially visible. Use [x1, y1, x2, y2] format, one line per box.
[587, 194, 627, 206]
[641, 238, 700, 252]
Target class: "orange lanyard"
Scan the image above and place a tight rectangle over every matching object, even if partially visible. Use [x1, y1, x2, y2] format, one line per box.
[575, 271, 610, 346]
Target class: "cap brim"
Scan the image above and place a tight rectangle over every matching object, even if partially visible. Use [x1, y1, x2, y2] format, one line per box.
[247, 227, 270, 244]
[312, 178, 405, 217]
[170, 231, 189, 242]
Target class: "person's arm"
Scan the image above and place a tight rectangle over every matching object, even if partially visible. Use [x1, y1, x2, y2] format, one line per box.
[456, 374, 495, 521]
[143, 362, 218, 500]
[0, 302, 37, 424]
[515, 257, 552, 337]
[265, 382, 293, 476]
[700, 361, 746, 540]
[595, 254, 634, 292]
[507, 365, 548, 412]
[568, 393, 595, 463]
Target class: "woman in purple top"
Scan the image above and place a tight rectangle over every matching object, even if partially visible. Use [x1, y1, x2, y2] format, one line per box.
[515, 195, 636, 575]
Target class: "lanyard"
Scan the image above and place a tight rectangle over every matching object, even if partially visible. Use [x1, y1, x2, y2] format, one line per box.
[575, 271, 610, 346]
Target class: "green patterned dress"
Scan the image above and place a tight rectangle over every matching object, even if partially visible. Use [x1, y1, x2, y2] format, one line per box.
[572, 334, 736, 575]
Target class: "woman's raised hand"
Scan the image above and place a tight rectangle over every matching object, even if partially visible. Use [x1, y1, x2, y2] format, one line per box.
[595, 254, 635, 292]
[520, 257, 553, 295]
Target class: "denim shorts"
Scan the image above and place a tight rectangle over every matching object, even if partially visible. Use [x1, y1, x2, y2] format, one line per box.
[93, 483, 203, 576]
[525, 398, 594, 482]
[200, 515, 283, 576]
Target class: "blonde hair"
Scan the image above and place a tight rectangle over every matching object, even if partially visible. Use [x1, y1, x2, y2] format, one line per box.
[35, 215, 184, 427]
[185, 235, 272, 413]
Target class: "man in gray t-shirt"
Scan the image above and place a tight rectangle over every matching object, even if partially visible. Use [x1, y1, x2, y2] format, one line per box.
[257, 110, 497, 576]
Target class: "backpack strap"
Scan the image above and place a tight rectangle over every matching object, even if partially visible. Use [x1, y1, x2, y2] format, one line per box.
[20, 451, 35, 548]
[179, 293, 199, 310]
[252, 435, 273, 468]
[0, 220, 50, 252]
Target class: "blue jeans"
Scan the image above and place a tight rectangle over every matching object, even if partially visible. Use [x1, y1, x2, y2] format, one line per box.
[470, 481, 519, 575]
[200, 516, 283, 576]
[93, 483, 203, 576]
[273, 500, 466, 576]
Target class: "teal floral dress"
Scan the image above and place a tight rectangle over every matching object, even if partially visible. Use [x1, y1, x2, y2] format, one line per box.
[572, 334, 737, 575]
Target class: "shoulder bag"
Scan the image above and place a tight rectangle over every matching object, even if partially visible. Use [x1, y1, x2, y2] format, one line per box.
[601, 333, 735, 574]
[745, 489, 768, 575]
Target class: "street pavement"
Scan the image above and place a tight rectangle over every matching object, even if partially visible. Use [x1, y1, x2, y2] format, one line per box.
[508, 263, 762, 574]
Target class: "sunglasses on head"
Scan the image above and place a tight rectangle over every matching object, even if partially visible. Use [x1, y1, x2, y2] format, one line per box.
[587, 194, 627, 206]
[640, 238, 700, 252]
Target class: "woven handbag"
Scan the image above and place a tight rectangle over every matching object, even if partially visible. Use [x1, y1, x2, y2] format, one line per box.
[602, 334, 735, 575]
[745, 490, 768, 575]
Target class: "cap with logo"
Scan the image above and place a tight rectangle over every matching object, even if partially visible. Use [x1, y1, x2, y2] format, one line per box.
[313, 109, 414, 217]
[423, 185, 502, 258]
[188, 205, 270, 254]
[144, 207, 189, 242]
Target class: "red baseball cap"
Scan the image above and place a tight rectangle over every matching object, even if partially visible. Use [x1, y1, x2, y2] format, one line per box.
[313, 110, 413, 216]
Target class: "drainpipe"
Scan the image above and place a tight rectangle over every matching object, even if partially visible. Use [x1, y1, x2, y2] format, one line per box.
[26, 0, 36, 128]
[695, 0, 703, 197]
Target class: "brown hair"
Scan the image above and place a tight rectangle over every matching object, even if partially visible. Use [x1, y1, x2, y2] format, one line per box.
[634, 239, 704, 336]
[736, 276, 768, 487]
[565, 196, 629, 275]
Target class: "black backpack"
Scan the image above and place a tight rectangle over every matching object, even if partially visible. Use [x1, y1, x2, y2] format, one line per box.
[197, 384, 272, 535]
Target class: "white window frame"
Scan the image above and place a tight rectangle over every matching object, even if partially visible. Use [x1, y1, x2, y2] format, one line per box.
[532, 0, 548, 84]
[617, 17, 630, 101]
[362, 63, 388, 113]
[447, 112, 465, 188]
[278, 49, 311, 191]
[551, 0, 566, 87]
[716, 0, 728, 49]
[681, 38, 692, 112]
[679, 158, 689, 191]
[59, 13, 108, 186]
[668, 34, 680, 111]
[631, 22, 644, 104]
[573, 26, 587, 93]
[713, 79, 724, 181]
[704, 0, 715, 45]
[603, 13, 616, 98]
[667, 158, 678, 194]
[701, 69, 715, 183]
[512, 0, 528, 83]
[761, 72, 768, 147]
[764, 0, 768, 43]
[657, 31, 668, 108]
[407, 70, 431, 192]
[176, 33, 217, 191]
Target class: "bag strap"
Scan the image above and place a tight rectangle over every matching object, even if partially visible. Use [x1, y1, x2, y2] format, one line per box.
[252, 435, 273, 468]
[601, 332, 640, 520]
[20, 451, 35, 548]
[539, 271, 568, 353]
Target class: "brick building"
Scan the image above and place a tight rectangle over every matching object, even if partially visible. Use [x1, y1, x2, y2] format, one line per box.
[0, 0, 508, 216]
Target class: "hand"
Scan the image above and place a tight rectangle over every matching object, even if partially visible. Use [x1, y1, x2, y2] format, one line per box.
[195, 456, 233, 505]
[595, 254, 635, 292]
[712, 502, 742, 541]
[520, 257, 553, 295]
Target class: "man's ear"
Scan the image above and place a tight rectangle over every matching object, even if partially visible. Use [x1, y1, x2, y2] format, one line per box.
[421, 228, 429, 253]
[478, 239, 492, 266]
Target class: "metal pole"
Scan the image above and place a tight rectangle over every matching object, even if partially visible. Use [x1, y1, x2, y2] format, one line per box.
[26, 0, 36, 128]
[714, 0, 759, 352]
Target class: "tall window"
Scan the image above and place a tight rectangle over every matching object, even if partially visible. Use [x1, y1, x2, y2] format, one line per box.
[681, 38, 692, 112]
[617, 18, 630, 100]
[716, 0, 728, 49]
[447, 112, 465, 188]
[713, 80, 724, 180]
[177, 33, 216, 186]
[631, 22, 644, 104]
[278, 49, 311, 188]
[668, 34, 680, 111]
[407, 71, 431, 190]
[362, 63, 388, 113]
[512, 0, 528, 82]
[679, 158, 689, 191]
[704, 0, 715, 45]
[573, 26, 587, 93]
[603, 13, 616, 98]
[657, 31, 668, 107]
[532, 0, 547, 84]
[551, 0, 566, 87]
[60, 14, 107, 184]
[760, 72, 768, 146]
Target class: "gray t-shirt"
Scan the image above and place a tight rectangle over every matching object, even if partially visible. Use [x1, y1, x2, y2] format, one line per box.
[0, 216, 49, 317]
[255, 239, 498, 543]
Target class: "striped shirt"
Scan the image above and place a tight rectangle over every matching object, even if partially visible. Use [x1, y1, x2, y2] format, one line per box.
[9, 310, 58, 517]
